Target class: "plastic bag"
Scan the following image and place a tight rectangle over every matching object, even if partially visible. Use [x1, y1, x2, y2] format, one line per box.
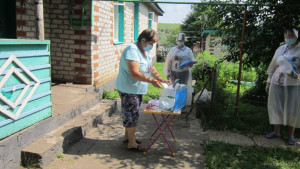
[193, 89, 211, 103]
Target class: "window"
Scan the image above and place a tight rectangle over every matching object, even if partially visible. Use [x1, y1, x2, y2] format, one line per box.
[133, 3, 139, 42]
[148, 11, 154, 29]
[0, 0, 16, 38]
[114, 2, 124, 44]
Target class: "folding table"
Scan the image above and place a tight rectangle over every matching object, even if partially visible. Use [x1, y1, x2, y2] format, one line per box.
[143, 100, 181, 156]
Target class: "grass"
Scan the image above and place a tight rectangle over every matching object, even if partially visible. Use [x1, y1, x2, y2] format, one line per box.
[158, 23, 181, 31]
[20, 152, 40, 168]
[204, 141, 300, 169]
[143, 62, 166, 103]
[199, 95, 300, 138]
[56, 153, 64, 159]
[102, 89, 119, 100]
[200, 101, 271, 136]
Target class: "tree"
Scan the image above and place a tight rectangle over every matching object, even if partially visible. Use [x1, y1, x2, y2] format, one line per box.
[182, 0, 300, 94]
[158, 23, 181, 45]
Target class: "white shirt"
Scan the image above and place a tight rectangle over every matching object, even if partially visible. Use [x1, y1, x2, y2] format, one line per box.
[164, 46, 195, 76]
[267, 42, 300, 86]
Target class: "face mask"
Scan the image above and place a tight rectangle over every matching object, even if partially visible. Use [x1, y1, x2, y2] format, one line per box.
[144, 44, 153, 51]
[177, 41, 184, 46]
[285, 38, 296, 45]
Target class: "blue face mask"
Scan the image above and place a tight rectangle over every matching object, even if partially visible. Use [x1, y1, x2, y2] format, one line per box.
[285, 38, 296, 45]
[144, 44, 153, 51]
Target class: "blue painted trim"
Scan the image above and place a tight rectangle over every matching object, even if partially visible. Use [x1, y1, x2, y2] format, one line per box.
[91, 0, 93, 26]
[0, 39, 50, 45]
[148, 20, 152, 28]
[134, 3, 139, 42]
[148, 9, 152, 28]
[204, 30, 217, 33]
[119, 5, 124, 43]
[113, 41, 124, 45]
[0, 51, 50, 58]
[1, 91, 51, 110]
[1, 77, 51, 92]
[2, 64, 50, 75]
[0, 103, 52, 127]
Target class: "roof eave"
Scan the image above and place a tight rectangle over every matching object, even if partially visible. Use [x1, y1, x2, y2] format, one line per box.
[146, 3, 164, 16]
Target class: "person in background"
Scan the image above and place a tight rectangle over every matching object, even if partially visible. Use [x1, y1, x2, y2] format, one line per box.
[265, 27, 300, 146]
[116, 29, 170, 151]
[164, 33, 196, 112]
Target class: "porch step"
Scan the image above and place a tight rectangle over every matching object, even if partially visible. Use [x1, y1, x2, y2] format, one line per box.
[20, 100, 117, 168]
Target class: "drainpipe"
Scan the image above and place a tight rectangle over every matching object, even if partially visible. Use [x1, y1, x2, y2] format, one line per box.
[35, 0, 44, 40]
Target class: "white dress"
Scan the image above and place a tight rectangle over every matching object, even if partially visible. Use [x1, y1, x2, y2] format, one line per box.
[267, 42, 300, 128]
[164, 46, 195, 106]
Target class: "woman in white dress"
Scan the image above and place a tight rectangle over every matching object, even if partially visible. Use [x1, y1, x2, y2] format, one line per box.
[164, 33, 195, 111]
[265, 27, 300, 145]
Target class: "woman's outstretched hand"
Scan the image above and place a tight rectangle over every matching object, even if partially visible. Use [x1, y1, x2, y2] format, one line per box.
[151, 79, 162, 88]
[161, 79, 171, 86]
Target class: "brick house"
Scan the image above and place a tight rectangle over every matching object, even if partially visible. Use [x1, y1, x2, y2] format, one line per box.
[0, 1, 163, 168]
[204, 30, 228, 58]
[1, 0, 164, 88]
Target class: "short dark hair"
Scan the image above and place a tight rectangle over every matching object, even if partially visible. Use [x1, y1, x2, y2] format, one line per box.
[137, 29, 159, 43]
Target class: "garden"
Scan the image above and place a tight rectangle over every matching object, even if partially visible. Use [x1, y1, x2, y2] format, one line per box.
[103, 0, 300, 167]
[103, 52, 300, 168]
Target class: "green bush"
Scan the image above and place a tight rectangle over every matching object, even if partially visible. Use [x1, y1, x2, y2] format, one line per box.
[192, 51, 257, 95]
[102, 89, 119, 100]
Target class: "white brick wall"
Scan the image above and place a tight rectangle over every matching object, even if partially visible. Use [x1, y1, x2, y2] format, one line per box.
[205, 34, 228, 58]
[15, 0, 160, 87]
[91, 2, 160, 87]
[16, 0, 36, 39]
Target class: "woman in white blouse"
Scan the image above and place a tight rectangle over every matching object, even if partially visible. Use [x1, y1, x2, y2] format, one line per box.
[265, 27, 300, 146]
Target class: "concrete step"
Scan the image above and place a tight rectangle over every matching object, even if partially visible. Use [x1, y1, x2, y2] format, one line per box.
[20, 100, 117, 168]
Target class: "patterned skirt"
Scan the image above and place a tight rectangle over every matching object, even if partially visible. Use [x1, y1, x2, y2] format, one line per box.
[118, 90, 143, 127]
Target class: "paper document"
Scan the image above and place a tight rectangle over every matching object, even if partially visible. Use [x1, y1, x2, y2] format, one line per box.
[161, 82, 169, 88]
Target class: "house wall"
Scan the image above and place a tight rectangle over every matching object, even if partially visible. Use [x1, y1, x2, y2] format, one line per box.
[92, 1, 159, 88]
[205, 34, 227, 58]
[44, 0, 93, 84]
[15, 0, 160, 88]
[15, 0, 37, 39]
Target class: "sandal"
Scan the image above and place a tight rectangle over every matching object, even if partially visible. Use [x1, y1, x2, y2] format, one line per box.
[265, 132, 281, 139]
[287, 138, 296, 146]
[128, 144, 145, 152]
[123, 139, 142, 144]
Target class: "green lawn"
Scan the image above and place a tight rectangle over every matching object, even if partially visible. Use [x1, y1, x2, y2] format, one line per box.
[143, 62, 165, 103]
[204, 141, 300, 169]
[102, 61, 300, 168]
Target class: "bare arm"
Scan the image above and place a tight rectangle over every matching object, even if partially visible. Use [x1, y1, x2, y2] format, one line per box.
[152, 64, 171, 85]
[126, 60, 162, 88]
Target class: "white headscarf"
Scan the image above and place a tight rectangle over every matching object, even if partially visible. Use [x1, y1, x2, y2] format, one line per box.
[293, 28, 298, 39]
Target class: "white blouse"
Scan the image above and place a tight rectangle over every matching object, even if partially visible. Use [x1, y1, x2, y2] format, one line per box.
[267, 42, 300, 86]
